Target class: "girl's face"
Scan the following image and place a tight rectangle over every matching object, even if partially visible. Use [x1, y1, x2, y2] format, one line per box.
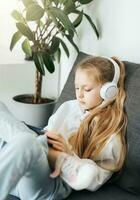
[75, 68, 103, 111]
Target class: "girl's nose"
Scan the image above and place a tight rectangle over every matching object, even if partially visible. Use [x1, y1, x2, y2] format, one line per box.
[78, 89, 84, 98]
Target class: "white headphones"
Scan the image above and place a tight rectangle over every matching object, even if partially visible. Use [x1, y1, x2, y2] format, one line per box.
[100, 57, 120, 100]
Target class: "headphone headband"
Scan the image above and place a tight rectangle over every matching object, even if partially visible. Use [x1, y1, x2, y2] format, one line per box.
[101, 56, 120, 84]
[99, 56, 120, 100]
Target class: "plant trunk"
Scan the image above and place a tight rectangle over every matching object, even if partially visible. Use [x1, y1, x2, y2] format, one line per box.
[33, 70, 43, 104]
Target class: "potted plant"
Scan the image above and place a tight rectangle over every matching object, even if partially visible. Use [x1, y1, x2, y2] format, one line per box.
[10, 0, 99, 127]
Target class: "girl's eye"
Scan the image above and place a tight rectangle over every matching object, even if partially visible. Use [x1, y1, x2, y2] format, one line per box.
[85, 88, 92, 92]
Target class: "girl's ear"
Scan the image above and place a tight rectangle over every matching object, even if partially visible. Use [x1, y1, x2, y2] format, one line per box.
[100, 82, 118, 100]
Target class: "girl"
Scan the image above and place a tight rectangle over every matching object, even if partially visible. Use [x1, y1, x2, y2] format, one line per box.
[0, 56, 127, 200]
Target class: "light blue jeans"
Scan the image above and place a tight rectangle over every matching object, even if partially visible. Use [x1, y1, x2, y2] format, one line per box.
[0, 102, 71, 200]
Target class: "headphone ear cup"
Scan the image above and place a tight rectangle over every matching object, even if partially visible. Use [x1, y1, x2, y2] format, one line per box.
[100, 82, 118, 100]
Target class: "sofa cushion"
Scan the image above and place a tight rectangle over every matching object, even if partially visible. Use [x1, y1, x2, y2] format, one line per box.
[67, 183, 140, 200]
[115, 61, 140, 194]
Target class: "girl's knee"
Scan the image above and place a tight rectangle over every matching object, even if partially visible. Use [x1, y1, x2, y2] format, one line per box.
[14, 133, 36, 147]
[12, 134, 42, 162]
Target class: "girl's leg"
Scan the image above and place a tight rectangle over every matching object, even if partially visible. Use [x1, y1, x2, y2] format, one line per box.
[15, 135, 55, 200]
[0, 133, 53, 200]
[0, 134, 71, 200]
[16, 135, 72, 200]
[0, 102, 71, 200]
[0, 101, 37, 143]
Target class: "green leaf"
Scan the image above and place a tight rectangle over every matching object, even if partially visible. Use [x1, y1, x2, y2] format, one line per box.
[50, 37, 60, 54]
[26, 4, 44, 21]
[33, 52, 45, 75]
[54, 48, 61, 63]
[22, 0, 35, 8]
[53, 0, 59, 6]
[10, 31, 22, 51]
[78, 0, 93, 4]
[65, 34, 79, 53]
[64, 0, 76, 14]
[41, 0, 47, 7]
[84, 13, 99, 39]
[22, 39, 32, 56]
[48, 13, 59, 27]
[73, 11, 83, 28]
[39, 20, 44, 27]
[11, 10, 24, 22]
[43, 0, 52, 7]
[42, 52, 55, 73]
[16, 22, 34, 41]
[59, 38, 69, 57]
[48, 7, 75, 34]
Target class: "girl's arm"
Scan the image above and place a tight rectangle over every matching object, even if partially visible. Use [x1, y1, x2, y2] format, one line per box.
[58, 154, 113, 191]
[46, 133, 112, 191]
[47, 133, 121, 191]
[48, 147, 112, 191]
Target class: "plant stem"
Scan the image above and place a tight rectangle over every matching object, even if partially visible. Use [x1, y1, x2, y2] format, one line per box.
[33, 69, 43, 103]
[43, 25, 56, 43]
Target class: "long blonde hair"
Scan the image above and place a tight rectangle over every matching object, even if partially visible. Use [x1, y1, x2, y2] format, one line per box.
[69, 56, 127, 172]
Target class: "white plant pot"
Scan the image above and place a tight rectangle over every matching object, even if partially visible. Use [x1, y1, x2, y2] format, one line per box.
[12, 94, 57, 127]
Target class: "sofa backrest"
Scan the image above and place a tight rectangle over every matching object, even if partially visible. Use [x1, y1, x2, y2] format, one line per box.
[55, 52, 140, 194]
[116, 60, 140, 194]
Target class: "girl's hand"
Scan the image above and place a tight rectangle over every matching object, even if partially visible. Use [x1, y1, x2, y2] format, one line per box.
[48, 147, 61, 167]
[48, 147, 66, 178]
[45, 131, 72, 154]
[48, 148, 68, 178]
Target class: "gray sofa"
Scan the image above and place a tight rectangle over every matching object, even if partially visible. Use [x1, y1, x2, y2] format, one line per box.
[7, 52, 140, 199]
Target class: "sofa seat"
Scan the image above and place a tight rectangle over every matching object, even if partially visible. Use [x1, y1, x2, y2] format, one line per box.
[7, 183, 140, 200]
[67, 184, 140, 200]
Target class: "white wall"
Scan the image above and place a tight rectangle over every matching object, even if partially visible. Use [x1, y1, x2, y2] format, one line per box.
[60, 0, 140, 91]
[0, 0, 140, 110]
[78, 0, 140, 62]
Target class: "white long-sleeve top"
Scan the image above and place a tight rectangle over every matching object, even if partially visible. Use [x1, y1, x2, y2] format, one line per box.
[44, 100, 122, 191]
